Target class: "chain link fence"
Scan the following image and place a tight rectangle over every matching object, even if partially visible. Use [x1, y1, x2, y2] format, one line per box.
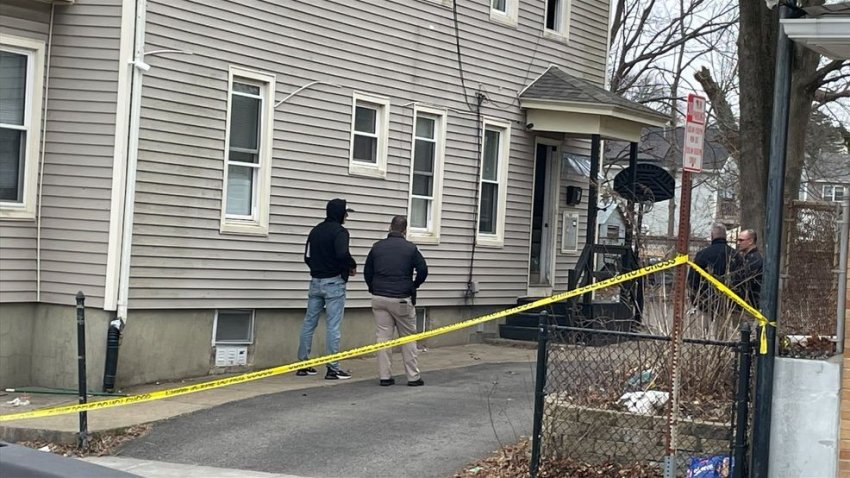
[780, 200, 843, 341]
[530, 318, 753, 478]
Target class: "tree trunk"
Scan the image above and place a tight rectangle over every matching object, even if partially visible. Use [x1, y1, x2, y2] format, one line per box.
[784, 43, 821, 200]
[736, 2, 778, 236]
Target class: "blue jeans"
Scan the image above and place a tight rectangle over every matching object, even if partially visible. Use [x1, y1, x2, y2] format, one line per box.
[298, 276, 346, 370]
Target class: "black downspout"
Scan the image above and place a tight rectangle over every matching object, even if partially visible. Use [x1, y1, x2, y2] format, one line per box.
[102, 317, 123, 393]
[751, 4, 794, 477]
[465, 93, 486, 298]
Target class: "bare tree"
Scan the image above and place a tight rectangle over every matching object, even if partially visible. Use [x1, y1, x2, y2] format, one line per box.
[693, 0, 850, 234]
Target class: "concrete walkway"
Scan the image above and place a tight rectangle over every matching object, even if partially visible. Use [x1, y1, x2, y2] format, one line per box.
[0, 342, 535, 443]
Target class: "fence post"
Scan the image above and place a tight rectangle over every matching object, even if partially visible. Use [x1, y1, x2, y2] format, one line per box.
[529, 311, 550, 478]
[75, 291, 89, 450]
[732, 322, 753, 478]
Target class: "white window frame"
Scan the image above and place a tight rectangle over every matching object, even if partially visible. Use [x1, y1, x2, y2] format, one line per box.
[476, 118, 511, 248]
[561, 211, 580, 253]
[220, 67, 274, 235]
[0, 35, 45, 220]
[407, 105, 447, 245]
[542, 0, 572, 42]
[490, 0, 519, 27]
[349, 92, 390, 178]
[212, 309, 255, 345]
[823, 184, 846, 202]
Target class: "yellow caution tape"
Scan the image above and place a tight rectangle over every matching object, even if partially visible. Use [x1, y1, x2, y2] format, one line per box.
[687, 260, 775, 354]
[0, 255, 686, 422]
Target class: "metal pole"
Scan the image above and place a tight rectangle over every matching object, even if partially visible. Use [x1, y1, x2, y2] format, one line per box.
[664, 169, 692, 478]
[751, 5, 794, 476]
[732, 322, 753, 478]
[529, 311, 550, 478]
[836, 198, 849, 354]
[75, 291, 88, 450]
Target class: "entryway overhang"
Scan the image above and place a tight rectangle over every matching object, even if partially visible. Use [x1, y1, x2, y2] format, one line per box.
[781, 2, 850, 60]
[519, 66, 668, 142]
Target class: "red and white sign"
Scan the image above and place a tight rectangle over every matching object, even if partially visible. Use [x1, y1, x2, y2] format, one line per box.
[683, 94, 706, 173]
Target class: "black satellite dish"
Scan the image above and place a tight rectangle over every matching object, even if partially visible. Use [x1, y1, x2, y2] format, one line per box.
[613, 163, 675, 203]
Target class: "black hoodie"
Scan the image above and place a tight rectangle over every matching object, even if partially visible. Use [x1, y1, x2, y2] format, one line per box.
[304, 199, 357, 282]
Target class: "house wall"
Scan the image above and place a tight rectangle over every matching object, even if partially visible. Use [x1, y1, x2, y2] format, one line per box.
[0, 0, 124, 309]
[0, 1, 50, 303]
[128, 0, 610, 311]
[0, 302, 110, 389]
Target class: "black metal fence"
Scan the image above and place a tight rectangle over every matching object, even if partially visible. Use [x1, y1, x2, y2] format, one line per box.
[530, 314, 754, 478]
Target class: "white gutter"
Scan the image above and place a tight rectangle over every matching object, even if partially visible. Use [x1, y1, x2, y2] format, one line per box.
[35, 3, 57, 301]
[116, 0, 147, 322]
[104, 0, 137, 311]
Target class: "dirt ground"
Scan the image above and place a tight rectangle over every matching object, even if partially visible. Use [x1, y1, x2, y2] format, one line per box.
[18, 425, 150, 458]
[453, 438, 662, 478]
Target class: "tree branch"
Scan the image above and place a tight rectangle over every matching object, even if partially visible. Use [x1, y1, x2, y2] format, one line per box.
[694, 66, 740, 157]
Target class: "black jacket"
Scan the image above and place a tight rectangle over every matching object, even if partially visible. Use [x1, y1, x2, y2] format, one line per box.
[731, 248, 763, 309]
[364, 232, 428, 300]
[304, 199, 356, 282]
[688, 238, 734, 293]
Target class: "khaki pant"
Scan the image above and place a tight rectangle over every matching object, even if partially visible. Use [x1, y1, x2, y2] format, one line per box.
[372, 295, 420, 381]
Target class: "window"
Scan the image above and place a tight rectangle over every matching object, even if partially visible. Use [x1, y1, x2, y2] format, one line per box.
[606, 225, 619, 240]
[408, 106, 446, 244]
[561, 212, 579, 252]
[477, 119, 510, 247]
[490, 0, 518, 27]
[823, 185, 846, 202]
[543, 0, 571, 40]
[221, 67, 274, 235]
[213, 309, 254, 344]
[349, 92, 390, 178]
[0, 36, 45, 220]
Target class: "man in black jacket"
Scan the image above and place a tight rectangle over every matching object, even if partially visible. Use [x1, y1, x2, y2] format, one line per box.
[687, 224, 734, 336]
[730, 228, 763, 309]
[364, 215, 428, 387]
[297, 198, 357, 380]
[688, 224, 734, 307]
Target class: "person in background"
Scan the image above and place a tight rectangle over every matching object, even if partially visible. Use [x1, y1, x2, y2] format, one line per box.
[364, 215, 428, 387]
[296, 198, 357, 380]
[730, 228, 763, 309]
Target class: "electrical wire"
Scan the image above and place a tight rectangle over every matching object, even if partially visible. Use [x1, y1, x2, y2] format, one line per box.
[451, 0, 476, 112]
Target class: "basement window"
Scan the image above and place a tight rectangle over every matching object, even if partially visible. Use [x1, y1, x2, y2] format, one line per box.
[214, 309, 254, 344]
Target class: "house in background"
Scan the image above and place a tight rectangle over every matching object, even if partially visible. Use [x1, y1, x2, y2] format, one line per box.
[0, 0, 665, 390]
[604, 127, 733, 240]
[800, 152, 850, 203]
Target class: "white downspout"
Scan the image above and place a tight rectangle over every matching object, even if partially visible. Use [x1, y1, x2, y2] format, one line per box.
[116, 0, 147, 322]
[36, 3, 57, 302]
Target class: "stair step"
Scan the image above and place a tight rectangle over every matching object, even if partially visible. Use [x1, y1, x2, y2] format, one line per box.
[498, 325, 538, 342]
[505, 313, 571, 327]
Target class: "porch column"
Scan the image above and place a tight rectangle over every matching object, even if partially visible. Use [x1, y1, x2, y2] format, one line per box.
[624, 141, 638, 247]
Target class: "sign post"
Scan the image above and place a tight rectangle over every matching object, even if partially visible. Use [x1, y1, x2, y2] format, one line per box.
[664, 94, 706, 477]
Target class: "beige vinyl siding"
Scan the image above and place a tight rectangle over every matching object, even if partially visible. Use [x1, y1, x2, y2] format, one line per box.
[33, 0, 122, 308]
[0, 0, 50, 302]
[128, 0, 610, 309]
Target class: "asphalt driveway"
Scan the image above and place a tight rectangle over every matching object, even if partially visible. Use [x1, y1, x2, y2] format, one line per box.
[116, 362, 536, 478]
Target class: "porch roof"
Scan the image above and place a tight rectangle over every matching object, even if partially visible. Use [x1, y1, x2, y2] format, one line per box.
[519, 65, 668, 143]
[782, 2, 850, 60]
